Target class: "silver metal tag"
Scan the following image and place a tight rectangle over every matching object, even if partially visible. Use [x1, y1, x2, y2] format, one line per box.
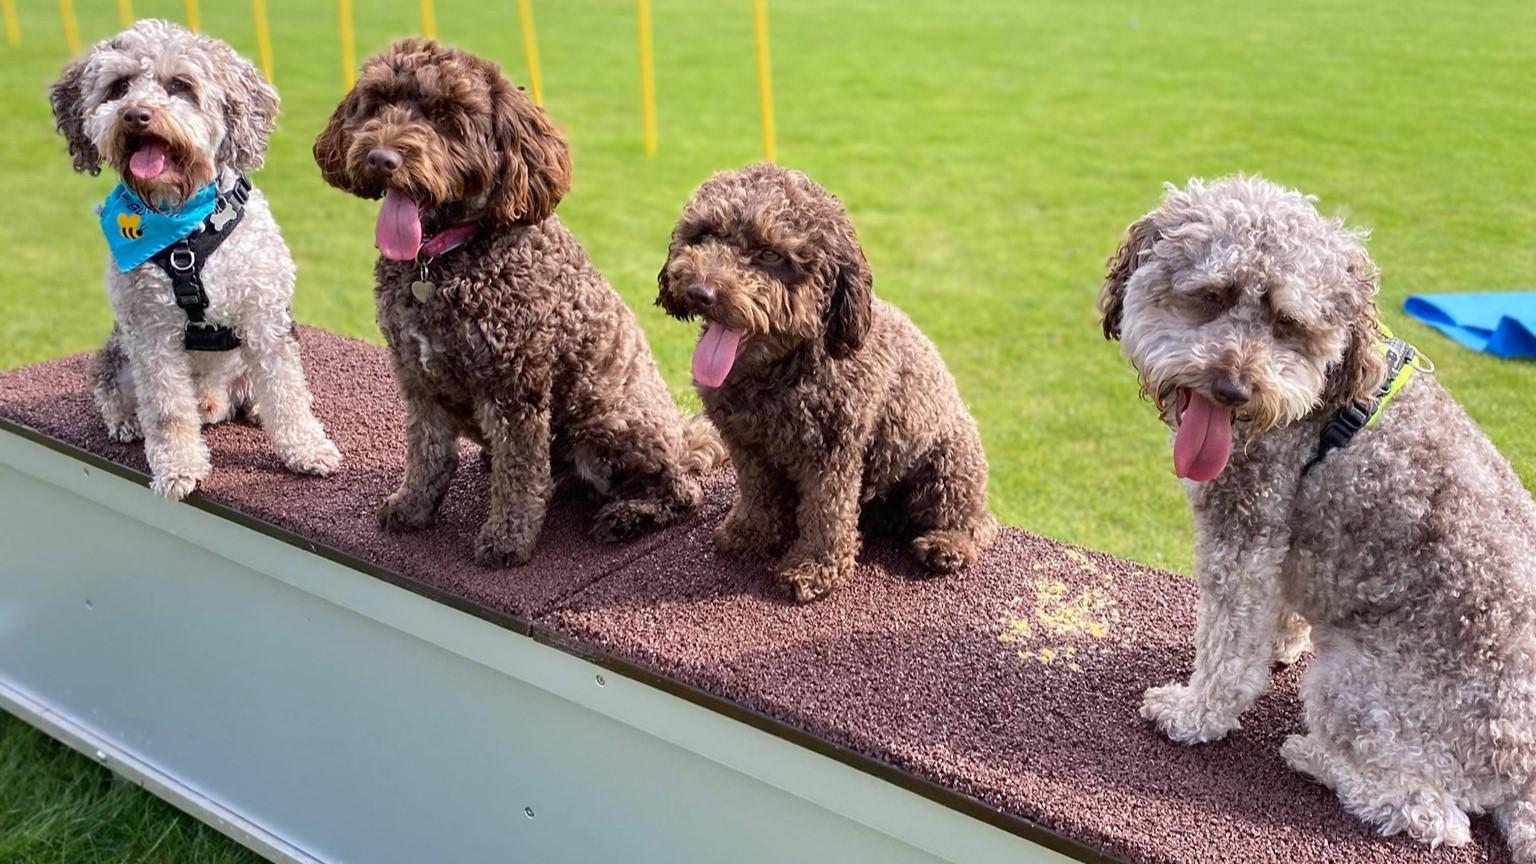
[208, 200, 236, 231]
[411, 280, 435, 303]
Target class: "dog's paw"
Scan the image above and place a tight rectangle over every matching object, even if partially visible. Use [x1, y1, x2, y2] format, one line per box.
[377, 491, 436, 533]
[150, 467, 206, 501]
[474, 523, 534, 568]
[105, 415, 142, 443]
[776, 559, 848, 603]
[282, 437, 342, 477]
[1279, 733, 1326, 778]
[592, 498, 667, 542]
[911, 529, 978, 573]
[1409, 798, 1472, 849]
[1273, 612, 1312, 666]
[1140, 682, 1239, 744]
[148, 444, 211, 501]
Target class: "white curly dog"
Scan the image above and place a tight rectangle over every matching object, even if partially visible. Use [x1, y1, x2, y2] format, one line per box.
[49, 19, 339, 499]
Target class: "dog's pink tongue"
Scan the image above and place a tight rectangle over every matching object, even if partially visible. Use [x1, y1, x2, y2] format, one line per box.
[692, 323, 744, 388]
[376, 189, 423, 260]
[128, 140, 167, 180]
[1173, 389, 1233, 482]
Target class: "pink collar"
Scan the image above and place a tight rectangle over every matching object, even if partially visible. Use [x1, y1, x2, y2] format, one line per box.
[420, 222, 481, 259]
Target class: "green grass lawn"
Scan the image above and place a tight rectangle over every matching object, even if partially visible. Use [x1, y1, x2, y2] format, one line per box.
[2, 0, 1533, 859]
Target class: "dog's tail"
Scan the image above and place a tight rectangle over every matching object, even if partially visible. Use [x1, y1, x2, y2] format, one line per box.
[681, 413, 729, 475]
[1498, 792, 1536, 863]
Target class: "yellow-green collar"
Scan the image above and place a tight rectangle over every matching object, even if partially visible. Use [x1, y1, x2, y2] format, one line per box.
[1303, 326, 1432, 475]
[1365, 325, 1433, 428]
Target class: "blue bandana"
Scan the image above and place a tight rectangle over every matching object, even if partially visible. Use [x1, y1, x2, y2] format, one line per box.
[98, 181, 220, 272]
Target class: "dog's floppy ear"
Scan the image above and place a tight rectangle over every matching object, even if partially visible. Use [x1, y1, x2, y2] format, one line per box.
[486, 81, 571, 227]
[1321, 250, 1388, 408]
[825, 225, 873, 359]
[211, 40, 279, 171]
[312, 85, 361, 192]
[50, 57, 102, 175]
[1099, 215, 1158, 341]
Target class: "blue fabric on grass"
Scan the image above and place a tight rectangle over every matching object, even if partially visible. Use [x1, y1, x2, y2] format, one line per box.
[1403, 292, 1536, 359]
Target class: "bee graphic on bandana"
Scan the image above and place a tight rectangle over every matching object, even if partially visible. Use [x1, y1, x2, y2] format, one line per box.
[117, 213, 143, 240]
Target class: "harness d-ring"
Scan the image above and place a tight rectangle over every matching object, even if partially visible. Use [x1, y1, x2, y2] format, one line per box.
[169, 246, 196, 272]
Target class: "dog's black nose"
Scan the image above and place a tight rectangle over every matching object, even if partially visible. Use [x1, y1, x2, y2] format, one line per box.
[122, 106, 152, 131]
[368, 148, 402, 174]
[685, 283, 716, 307]
[1211, 375, 1252, 407]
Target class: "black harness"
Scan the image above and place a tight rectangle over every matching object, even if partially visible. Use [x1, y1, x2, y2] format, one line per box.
[1301, 336, 1417, 477]
[147, 176, 252, 352]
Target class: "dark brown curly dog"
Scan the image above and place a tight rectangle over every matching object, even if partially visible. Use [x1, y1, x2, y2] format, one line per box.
[657, 164, 996, 602]
[314, 39, 723, 567]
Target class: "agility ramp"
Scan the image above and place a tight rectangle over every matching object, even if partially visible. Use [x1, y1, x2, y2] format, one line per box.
[0, 328, 1509, 863]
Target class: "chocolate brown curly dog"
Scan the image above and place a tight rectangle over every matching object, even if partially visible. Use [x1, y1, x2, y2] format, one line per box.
[314, 39, 723, 567]
[658, 164, 996, 602]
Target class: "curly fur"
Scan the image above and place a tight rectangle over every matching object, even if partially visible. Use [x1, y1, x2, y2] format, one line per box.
[314, 39, 722, 566]
[1102, 175, 1536, 858]
[50, 20, 338, 499]
[658, 164, 996, 602]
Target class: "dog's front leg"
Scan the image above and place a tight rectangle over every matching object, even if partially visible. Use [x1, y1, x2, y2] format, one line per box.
[379, 383, 459, 532]
[1141, 503, 1291, 744]
[473, 399, 552, 567]
[714, 449, 794, 557]
[127, 334, 211, 500]
[239, 322, 340, 476]
[777, 444, 864, 602]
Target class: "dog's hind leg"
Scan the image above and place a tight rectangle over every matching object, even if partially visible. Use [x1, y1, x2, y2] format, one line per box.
[680, 413, 727, 475]
[589, 423, 703, 543]
[92, 327, 140, 442]
[1498, 795, 1536, 863]
[238, 321, 340, 477]
[227, 370, 257, 422]
[1282, 732, 1471, 848]
[904, 433, 996, 574]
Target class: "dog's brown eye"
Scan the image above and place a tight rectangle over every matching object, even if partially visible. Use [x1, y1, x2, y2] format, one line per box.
[107, 78, 131, 100]
[756, 249, 784, 265]
[165, 77, 193, 97]
[1274, 313, 1303, 336]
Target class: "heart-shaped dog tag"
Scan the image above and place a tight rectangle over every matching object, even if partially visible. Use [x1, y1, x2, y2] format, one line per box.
[411, 280, 436, 303]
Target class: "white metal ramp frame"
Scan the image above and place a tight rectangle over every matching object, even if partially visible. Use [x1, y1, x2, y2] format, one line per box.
[0, 418, 1107, 864]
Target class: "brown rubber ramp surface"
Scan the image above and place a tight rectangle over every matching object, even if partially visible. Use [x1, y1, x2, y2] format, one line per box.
[0, 329, 1510, 862]
[547, 517, 1511, 863]
[0, 328, 727, 619]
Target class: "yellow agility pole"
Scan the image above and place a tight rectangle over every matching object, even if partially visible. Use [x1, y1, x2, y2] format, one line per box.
[117, 0, 133, 28]
[636, 0, 656, 156]
[58, 0, 80, 54]
[2, 0, 20, 48]
[752, 0, 776, 162]
[418, 0, 435, 39]
[338, 0, 356, 90]
[515, 0, 544, 106]
[251, 0, 274, 82]
[185, 0, 199, 31]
